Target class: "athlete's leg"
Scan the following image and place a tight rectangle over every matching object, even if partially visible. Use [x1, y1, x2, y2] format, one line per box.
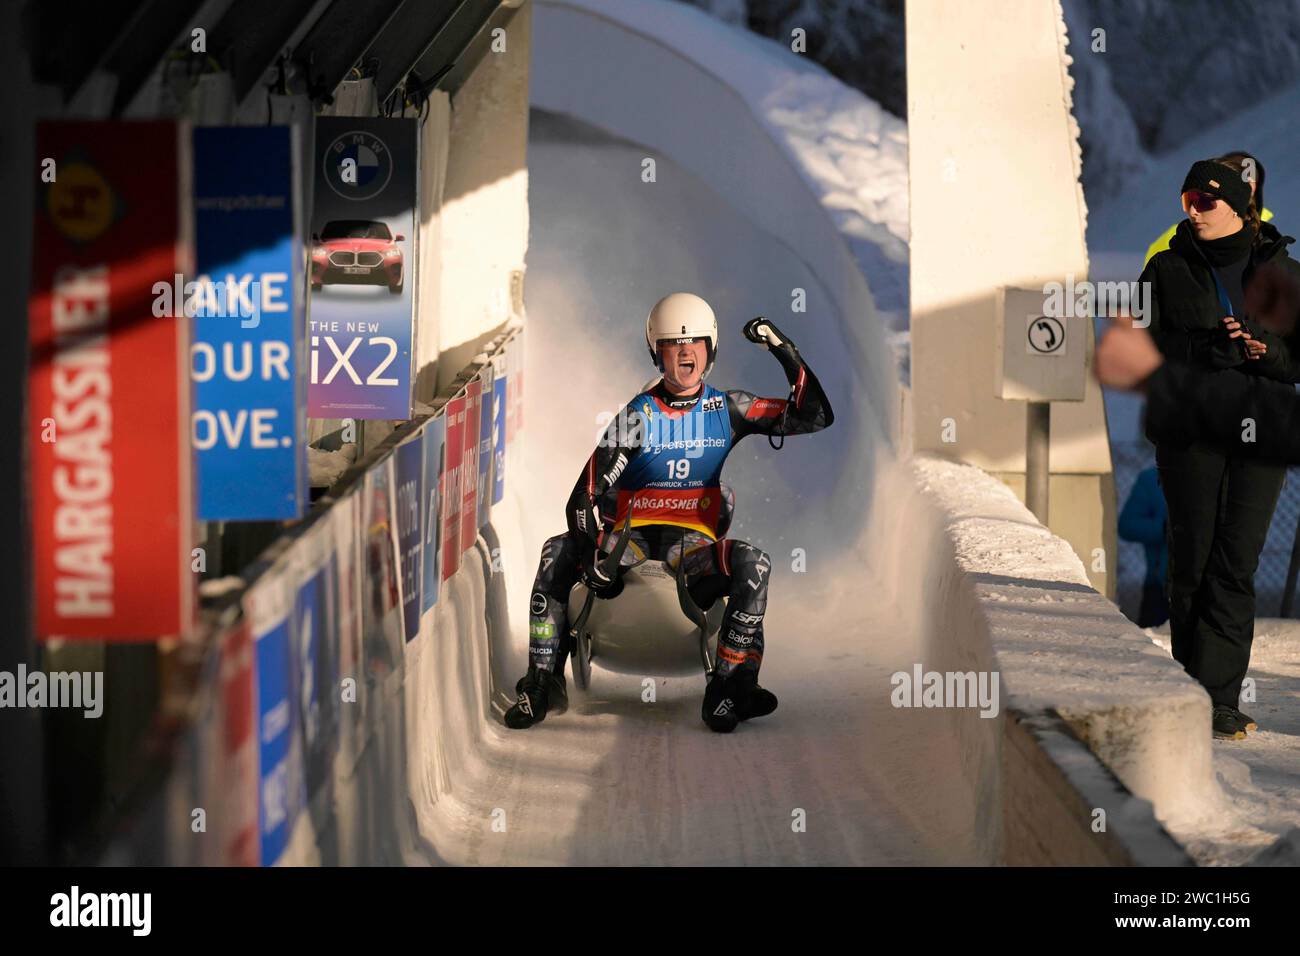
[505, 533, 582, 729]
[527, 533, 584, 675]
[682, 537, 771, 679]
[680, 537, 775, 731]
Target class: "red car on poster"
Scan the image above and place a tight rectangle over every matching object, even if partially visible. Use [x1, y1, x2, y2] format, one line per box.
[311, 219, 404, 294]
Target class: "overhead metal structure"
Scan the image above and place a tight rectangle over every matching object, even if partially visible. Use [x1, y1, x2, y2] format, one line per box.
[409, 0, 502, 97]
[206, 0, 326, 105]
[290, 0, 408, 104]
[365, 0, 468, 103]
[103, 0, 209, 116]
[24, 0, 521, 116]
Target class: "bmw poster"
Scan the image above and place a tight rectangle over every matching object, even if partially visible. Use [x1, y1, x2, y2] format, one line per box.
[309, 117, 417, 420]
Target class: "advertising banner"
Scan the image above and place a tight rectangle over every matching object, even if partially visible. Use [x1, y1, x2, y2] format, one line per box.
[246, 568, 304, 866]
[191, 125, 306, 520]
[394, 434, 424, 641]
[441, 395, 465, 582]
[421, 416, 445, 612]
[29, 120, 194, 640]
[492, 355, 507, 506]
[291, 520, 339, 798]
[460, 376, 481, 556]
[476, 366, 494, 531]
[308, 117, 418, 420]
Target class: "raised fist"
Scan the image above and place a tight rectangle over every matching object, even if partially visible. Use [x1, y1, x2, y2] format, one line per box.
[743, 317, 791, 349]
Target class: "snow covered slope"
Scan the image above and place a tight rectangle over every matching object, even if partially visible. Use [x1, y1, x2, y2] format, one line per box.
[1088, 78, 1300, 263]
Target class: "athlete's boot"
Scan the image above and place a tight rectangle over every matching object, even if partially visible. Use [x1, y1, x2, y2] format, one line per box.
[702, 672, 740, 733]
[504, 664, 569, 729]
[732, 669, 778, 721]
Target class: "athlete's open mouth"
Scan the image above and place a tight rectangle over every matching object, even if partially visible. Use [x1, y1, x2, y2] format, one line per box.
[678, 358, 696, 375]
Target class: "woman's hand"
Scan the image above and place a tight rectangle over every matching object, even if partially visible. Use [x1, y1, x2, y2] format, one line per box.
[1095, 317, 1165, 391]
[1222, 316, 1267, 359]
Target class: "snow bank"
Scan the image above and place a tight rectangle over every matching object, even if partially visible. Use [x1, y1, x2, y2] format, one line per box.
[913, 455, 1218, 848]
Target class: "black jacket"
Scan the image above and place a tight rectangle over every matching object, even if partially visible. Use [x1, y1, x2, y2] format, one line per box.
[1140, 219, 1300, 383]
[1146, 360, 1300, 464]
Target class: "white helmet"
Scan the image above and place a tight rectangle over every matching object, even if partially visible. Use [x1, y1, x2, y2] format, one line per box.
[645, 292, 719, 377]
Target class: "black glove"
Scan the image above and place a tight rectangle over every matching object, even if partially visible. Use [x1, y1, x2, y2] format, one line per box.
[743, 316, 796, 352]
[581, 559, 624, 600]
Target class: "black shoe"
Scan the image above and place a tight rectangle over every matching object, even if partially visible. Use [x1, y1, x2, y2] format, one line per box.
[1232, 706, 1258, 732]
[737, 686, 778, 721]
[728, 670, 778, 721]
[504, 665, 568, 729]
[702, 673, 740, 733]
[1212, 705, 1246, 740]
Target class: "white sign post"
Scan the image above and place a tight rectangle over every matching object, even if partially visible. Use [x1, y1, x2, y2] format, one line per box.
[994, 287, 1086, 523]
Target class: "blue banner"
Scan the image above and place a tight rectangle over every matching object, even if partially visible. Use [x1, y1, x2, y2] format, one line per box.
[394, 436, 423, 641]
[255, 612, 302, 866]
[292, 547, 339, 798]
[192, 125, 306, 520]
[477, 367, 494, 531]
[421, 417, 445, 614]
[492, 359, 507, 505]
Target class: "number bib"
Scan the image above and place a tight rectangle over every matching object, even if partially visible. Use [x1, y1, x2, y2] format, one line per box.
[613, 384, 733, 538]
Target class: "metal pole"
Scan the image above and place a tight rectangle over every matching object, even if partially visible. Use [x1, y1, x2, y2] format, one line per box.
[1025, 401, 1050, 524]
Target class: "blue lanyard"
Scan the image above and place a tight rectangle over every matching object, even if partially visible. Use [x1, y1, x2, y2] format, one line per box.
[1209, 267, 1234, 317]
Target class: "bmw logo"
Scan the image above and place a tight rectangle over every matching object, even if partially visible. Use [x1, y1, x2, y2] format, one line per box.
[530, 593, 547, 616]
[323, 130, 394, 202]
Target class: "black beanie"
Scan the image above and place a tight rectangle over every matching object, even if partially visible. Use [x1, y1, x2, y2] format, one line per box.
[1181, 160, 1252, 217]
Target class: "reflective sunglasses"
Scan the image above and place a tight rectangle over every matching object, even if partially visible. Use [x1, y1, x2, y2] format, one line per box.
[1182, 190, 1220, 214]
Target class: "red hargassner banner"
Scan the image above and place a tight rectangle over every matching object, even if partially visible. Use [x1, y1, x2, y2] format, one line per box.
[29, 121, 195, 640]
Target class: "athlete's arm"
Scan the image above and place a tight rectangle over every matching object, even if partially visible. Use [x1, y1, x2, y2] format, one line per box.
[728, 317, 834, 440]
[564, 404, 644, 546]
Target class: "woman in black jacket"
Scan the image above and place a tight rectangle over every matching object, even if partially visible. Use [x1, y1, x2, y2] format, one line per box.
[1139, 153, 1300, 740]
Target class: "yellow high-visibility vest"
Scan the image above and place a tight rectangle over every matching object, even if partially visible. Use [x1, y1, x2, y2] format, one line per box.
[1143, 207, 1275, 267]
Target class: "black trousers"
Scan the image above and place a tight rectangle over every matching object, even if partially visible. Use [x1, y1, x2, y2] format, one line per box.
[1155, 442, 1285, 708]
[1137, 580, 1169, 629]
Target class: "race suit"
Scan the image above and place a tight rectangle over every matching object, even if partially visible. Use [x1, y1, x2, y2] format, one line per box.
[527, 338, 833, 681]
